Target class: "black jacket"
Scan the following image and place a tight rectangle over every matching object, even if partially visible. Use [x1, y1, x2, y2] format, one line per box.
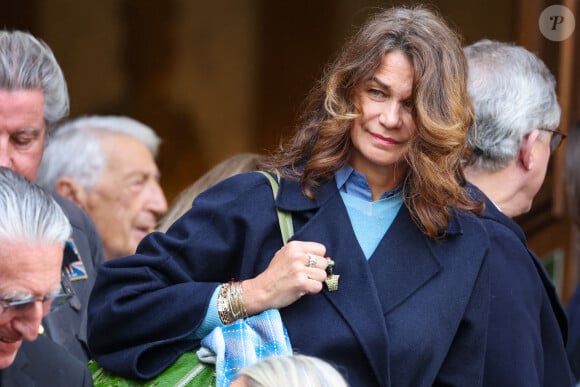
[1, 334, 93, 387]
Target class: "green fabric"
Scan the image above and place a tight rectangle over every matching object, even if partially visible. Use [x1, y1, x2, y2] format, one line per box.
[88, 352, 216, 387]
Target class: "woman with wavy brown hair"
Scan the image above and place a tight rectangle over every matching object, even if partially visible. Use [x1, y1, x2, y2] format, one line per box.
[88, 6, 491, 386]
[264, 6, 481, 237]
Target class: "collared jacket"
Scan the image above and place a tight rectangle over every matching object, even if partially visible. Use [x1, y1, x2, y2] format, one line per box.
[43, 194, 104, 363]
[87, 172, 491, 387]
[471, 186, 575, 386]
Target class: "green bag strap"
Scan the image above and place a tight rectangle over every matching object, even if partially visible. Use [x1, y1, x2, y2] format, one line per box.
[257, 170, 294, 245]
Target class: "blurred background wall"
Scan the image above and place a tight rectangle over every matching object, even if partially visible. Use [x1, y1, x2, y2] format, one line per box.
[3, 0, 579, 301]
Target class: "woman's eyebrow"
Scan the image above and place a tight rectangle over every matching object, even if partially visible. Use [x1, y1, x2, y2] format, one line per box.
[370, 76, 390, 90]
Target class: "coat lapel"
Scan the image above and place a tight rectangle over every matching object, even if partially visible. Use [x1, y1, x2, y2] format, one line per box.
[369, 204, 442, 314]
[290, 190, 391, 382]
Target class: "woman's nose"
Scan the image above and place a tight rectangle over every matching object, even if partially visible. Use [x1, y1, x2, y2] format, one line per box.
[379, 102, 402, 128]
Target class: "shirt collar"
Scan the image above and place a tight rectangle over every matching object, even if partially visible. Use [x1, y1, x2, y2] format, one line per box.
[335, 165, 402, 201]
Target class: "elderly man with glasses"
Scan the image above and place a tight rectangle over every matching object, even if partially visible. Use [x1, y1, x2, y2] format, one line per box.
[463, 39, 565, 218]
[462, 39, 574, 386]
[0, 167, 92, 385]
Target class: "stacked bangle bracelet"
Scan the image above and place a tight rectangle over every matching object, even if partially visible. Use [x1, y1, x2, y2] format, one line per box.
[217, 281, 248, 325]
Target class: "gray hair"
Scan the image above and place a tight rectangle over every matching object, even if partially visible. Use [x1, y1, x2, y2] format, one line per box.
[37, 115, 161, 190]
[0, 30, 69, 134]
[464, 39, 560, 171]
[237, 355, 348, 387]
[0, 166, 70, 245]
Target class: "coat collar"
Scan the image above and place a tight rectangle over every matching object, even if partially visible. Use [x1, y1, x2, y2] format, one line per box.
[276, 175, 464, 236]
[275, 175, 334, 212]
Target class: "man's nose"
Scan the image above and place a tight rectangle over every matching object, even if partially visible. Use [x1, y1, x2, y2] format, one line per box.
[0, 143, 14, 170]
[148, 181, 168, 217]
[12, 302, 45, 342]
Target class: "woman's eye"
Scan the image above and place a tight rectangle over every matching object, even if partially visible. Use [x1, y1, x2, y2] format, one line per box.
[403, 99, 414, 111]
[368, 89, 385, 98]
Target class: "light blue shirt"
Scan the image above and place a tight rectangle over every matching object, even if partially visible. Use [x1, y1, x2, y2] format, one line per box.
[335, 165, 403, 259]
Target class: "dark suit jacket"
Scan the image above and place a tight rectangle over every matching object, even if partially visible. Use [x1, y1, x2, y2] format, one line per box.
[1, 334, 93, 387]
[42, 194, 104, 363]
[565, 274, 580, 380]
[88, 172, 491, 386]
[470, 187, 575, 386]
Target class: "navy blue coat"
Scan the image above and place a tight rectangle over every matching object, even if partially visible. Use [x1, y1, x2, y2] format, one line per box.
[87, 172, 491, 386]
[566, 282, 580, 380]
[472, 188, 574, 386]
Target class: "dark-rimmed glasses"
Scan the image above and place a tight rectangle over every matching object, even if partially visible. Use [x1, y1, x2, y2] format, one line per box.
[539, 128, 567, 152]
[0, 272, 74, 317]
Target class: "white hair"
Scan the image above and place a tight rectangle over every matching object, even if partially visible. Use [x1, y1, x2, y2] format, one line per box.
[464, 39, 560, 172]
[0, 30, 69, 133]
[236, 355, 349, 387]
[37, 115, 161, 190]
[0, 167, 70, 245]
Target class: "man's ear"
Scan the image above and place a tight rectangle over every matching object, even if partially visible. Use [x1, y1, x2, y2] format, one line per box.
[519, 129, 541, 171]
[55, 177, 87, 207]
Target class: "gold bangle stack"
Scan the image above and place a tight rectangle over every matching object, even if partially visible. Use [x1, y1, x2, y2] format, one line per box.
[217, 281, 248, 325]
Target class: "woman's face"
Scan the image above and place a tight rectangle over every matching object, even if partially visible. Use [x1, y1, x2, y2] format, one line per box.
[349, 50, 417, 184]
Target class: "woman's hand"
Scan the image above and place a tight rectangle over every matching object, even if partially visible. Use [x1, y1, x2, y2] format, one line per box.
[242, 241, 330, 315]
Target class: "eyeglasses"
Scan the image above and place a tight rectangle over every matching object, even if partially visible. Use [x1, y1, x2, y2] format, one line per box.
[539, 128, 567, 152]
[0, 272, 74, 317]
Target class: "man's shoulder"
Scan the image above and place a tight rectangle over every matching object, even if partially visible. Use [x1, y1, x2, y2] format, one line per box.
[51, 193, 94, 229]
[50, 192, 104, 268]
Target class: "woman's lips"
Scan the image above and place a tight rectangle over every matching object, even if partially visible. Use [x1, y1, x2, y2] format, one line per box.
[371, 132, 399, 145]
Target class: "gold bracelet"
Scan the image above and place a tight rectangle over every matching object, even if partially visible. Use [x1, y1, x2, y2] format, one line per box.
[217, 282, 235, 325]
[217, 281, 248, 325]
[230, 281, 248, 320]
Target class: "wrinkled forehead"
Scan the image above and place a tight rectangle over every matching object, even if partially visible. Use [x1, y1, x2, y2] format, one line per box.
[0, 89, 46, 132]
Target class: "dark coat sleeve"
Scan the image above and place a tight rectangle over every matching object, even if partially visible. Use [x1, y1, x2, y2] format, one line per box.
[87, 173, 281, 379]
